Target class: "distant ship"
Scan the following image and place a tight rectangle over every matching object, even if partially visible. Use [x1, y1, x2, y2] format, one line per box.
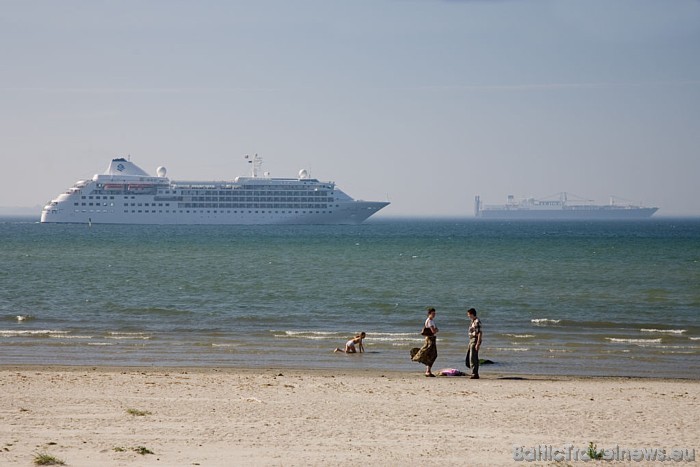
[41, 155, 389, 225]
[474, 193, 658, 219]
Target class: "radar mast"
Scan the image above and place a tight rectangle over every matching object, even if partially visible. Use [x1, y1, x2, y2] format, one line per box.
[244, 154, 263, 178]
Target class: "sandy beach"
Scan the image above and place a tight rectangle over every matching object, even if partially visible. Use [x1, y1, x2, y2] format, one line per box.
[1, 366, 697, 466]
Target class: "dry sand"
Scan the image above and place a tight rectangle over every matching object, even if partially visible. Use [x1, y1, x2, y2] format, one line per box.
[1, 366, 698, 466]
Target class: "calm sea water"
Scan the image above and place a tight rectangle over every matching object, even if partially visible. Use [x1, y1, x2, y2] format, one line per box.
[1, 217, 698, 379]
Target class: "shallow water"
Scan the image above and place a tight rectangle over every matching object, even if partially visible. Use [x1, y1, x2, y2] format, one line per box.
[1, 217, 698, 378]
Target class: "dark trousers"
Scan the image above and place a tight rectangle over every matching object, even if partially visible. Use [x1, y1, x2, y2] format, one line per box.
[466, 337, 479, 375]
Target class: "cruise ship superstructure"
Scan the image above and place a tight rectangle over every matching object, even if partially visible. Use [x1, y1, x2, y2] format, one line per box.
[474, 193, 658, 219]
[41, 155, 389, 225]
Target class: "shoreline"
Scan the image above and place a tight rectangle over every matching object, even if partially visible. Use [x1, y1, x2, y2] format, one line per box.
[2, 365, 698, 466]
[3, 363, 699, 381]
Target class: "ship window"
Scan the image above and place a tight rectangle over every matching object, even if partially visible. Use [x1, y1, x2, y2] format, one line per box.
[81, 196, 86, 199]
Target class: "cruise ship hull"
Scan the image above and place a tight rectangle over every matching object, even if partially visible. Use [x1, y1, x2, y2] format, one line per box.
[41, 201, 389, 225]
[41, 157, 389, 225]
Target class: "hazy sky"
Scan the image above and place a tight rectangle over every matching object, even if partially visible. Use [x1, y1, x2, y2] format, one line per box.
[2, 0, 699, 217]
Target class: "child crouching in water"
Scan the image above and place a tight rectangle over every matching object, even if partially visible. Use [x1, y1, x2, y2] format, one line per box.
[334, 332, 366, 353]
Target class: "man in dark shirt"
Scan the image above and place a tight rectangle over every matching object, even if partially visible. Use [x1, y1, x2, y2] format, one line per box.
[466, 308, 483, 379]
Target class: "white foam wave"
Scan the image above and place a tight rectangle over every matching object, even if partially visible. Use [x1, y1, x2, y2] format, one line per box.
[106, 332, 151, 340]
[505, 334, 535, 338]
[106, 336, 151, 340]
[278, 330, 340, 337]
[0, 330, 92, 340]
[640, 328, 687, 334]
[108, 332, 150, 336]
[606, 338, 662, 344]
[493, 347, 529, 352]
[88, 342, 114, 346]
[50, 334, 93, 339]
[531, 319, 561, 325]
[370, 336, 424, 343]
[690, 337, 700, 341]
[0, 330, 68, 337]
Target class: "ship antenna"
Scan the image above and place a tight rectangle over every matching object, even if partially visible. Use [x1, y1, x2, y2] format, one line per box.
[245, 154, 263, 178]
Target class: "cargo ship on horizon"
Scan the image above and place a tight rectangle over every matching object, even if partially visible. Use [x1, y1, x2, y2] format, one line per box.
[474, 192, 658, 220]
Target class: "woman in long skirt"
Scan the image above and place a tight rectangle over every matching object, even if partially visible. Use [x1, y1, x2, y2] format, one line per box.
[411, 307, 438, 377]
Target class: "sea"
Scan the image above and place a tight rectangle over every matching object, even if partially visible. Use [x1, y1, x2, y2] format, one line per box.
[1, 216, 698, 379]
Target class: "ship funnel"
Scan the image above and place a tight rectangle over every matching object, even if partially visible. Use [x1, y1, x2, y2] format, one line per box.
[105, 158, 150, 176]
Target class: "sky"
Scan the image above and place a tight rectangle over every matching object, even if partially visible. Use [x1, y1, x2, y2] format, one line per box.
[2, 0, 699, 217]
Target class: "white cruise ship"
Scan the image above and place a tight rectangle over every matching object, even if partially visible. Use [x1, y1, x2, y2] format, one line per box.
[41, 155, 389, 225]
